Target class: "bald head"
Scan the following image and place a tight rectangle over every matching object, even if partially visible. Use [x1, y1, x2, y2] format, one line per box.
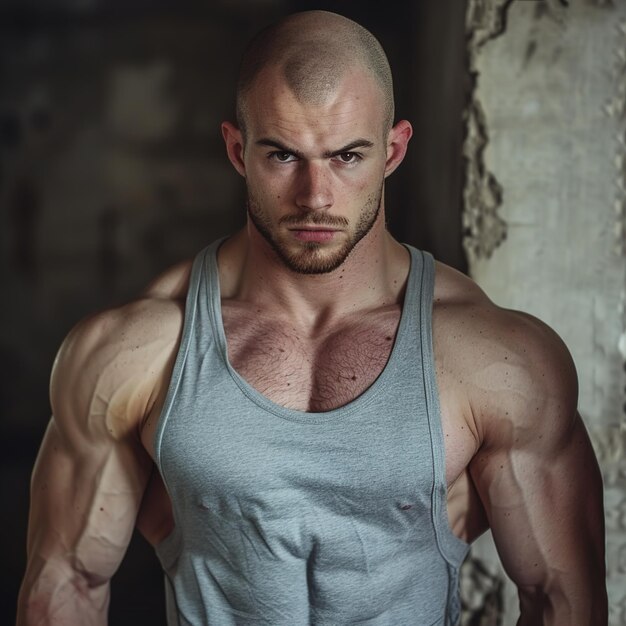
[236, 11, 394, 139]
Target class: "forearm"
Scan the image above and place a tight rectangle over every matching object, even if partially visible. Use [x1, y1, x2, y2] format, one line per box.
[17, 559, 110, 626]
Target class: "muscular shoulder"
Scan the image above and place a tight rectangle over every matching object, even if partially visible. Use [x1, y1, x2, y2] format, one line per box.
[51, 269, 190, 445]
[433, 261, 578, 447]
[141, 258, 193, 299]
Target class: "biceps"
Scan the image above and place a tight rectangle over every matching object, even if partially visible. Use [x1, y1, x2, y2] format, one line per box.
[28, 418, 153, 581]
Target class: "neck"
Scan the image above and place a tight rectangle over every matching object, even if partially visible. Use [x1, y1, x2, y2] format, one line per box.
[218, 212, 409, 330]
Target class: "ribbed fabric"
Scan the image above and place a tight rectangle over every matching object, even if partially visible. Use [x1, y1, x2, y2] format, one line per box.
[154, 239, 469, 625]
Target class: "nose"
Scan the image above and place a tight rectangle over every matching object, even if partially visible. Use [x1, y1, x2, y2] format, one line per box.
[294, 161, 333, 212]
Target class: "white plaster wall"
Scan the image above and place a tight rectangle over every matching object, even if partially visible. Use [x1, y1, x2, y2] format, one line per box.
[464, 1, 626, 623]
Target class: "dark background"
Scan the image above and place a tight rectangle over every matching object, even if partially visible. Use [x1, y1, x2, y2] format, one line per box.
[0, 1, 468, 623]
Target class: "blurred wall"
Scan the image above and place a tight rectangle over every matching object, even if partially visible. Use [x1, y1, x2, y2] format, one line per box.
[0, 1, 468, 623]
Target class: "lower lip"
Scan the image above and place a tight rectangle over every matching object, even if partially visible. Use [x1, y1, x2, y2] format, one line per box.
[291, 230, 338, 243]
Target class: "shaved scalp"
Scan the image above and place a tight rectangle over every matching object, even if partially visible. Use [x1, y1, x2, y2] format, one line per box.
[236, 11, 394, 139]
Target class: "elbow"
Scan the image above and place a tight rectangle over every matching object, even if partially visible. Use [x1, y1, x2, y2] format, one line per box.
[518, 581, 608, 626]
[17, 561, 111, 626]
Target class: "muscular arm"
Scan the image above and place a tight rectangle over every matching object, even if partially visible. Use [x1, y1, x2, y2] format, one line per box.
[469, 311, 607, 625]
[17, 301, 178, 625]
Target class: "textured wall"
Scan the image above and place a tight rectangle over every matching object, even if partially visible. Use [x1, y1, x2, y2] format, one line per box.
[463, 0, 626, 623]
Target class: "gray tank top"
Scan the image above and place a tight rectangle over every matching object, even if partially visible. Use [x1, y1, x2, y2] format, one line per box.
[154, 239, 469, 625]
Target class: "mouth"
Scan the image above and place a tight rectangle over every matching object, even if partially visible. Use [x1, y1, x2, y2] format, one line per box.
[288, 227, 340, 243]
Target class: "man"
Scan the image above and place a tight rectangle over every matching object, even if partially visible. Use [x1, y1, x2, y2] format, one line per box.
[17, 10, 606, 626]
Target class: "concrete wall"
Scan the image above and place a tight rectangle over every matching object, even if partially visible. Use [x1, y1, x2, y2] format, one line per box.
[463, 0, 625, 623]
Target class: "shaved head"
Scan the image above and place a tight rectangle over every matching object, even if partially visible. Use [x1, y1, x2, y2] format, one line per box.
[236, 11, 394, 139]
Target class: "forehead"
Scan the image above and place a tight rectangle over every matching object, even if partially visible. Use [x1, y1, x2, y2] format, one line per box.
[244, 65, 386, 148]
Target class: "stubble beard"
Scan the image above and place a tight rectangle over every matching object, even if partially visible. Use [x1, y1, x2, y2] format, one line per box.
[247, 185, 384, 275]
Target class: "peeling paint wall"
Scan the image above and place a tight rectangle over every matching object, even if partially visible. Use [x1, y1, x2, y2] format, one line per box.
[463, 0, 626, 623]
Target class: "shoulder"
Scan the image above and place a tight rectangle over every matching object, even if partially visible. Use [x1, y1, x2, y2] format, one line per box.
[432, 261, 578, 446]
[51, 261, 193, 442]
[141, 258, 194, 299]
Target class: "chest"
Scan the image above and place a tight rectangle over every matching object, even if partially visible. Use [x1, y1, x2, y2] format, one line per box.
[222, 303, 401, 413]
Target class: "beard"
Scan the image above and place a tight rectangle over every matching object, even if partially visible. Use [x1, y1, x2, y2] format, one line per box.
[247, 184, 384, 275]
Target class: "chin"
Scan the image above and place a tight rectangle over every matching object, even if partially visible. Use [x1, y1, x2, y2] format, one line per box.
[278, 241, 355, 275]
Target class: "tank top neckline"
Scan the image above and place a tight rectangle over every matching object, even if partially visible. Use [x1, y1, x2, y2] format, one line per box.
[204, 240, 424, 424]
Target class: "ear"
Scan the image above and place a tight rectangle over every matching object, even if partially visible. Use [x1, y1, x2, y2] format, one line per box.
[221, 121, 246, 177]
[384, 120, 413, 178]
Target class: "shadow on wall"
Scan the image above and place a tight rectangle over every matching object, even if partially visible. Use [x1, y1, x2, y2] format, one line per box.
[0, 1, 468, 623]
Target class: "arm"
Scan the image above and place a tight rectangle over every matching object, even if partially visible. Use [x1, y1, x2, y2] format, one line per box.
[469, 312, 607, 625]
[16, 303, 170, 625]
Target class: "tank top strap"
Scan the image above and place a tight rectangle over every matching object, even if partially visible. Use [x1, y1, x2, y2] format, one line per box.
[153, 238, 225, 473]
[417, 249, 469, 568]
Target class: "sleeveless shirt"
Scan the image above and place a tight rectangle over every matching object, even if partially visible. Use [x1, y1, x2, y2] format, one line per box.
[154, 239, 469, 625]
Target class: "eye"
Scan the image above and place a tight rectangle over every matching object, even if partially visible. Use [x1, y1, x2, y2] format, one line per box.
[336, 152, 361, 164]
[269, 151, 297, 163]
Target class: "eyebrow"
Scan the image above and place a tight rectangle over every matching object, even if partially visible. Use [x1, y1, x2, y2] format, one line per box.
[255, 138, 375, 158]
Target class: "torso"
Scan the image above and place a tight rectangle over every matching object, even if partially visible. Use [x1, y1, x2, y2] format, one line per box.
[137, 251, 488, 547]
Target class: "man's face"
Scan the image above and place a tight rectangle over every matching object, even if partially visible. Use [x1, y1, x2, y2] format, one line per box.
[238, 66, 391, 274]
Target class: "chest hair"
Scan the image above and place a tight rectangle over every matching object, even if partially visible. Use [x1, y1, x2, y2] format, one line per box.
[222, 302, 402, 412]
